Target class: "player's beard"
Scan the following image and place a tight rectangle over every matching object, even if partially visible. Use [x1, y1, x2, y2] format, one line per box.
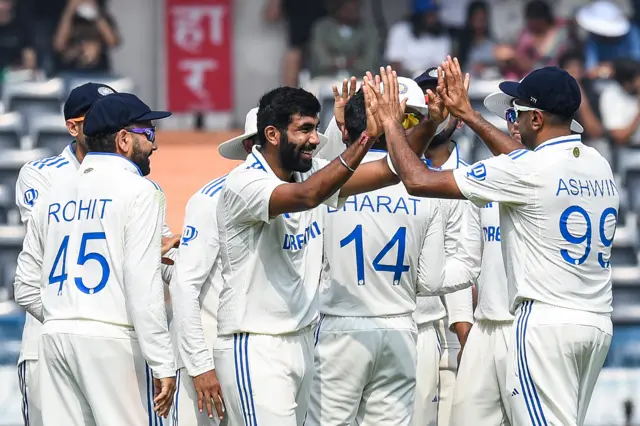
[279, 131, 314, 173]
[131, 138, 152, 176]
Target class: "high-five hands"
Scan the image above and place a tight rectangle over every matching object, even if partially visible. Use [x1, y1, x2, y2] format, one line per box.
[437, 56, 472, 119]
[426, 66, 449, 125]
[364, 66, 407, 136]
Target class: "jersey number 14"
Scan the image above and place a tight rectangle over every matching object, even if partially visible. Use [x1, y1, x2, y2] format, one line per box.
[48, 232, 111, 295]
[340, 225, 410, 286]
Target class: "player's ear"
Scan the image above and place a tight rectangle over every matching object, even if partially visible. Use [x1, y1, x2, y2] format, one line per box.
[65, 120, 80, 138]
[339, 122, 349, 145]
[532, 110, 544, 131]
[264, 125, 280, 147]
[115, 129, 130, 153]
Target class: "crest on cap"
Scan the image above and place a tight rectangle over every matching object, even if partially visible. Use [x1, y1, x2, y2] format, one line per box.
[98, 86, 115, 96]
[428, 68, 438, 78]
[399, 83, 409, 95]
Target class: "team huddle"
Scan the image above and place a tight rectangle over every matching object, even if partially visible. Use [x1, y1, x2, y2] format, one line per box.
[12, 56, 618, 426]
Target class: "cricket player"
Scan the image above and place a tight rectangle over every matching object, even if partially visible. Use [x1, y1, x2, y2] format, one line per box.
[307, 77, 465, 426]
[381, 57, 618, 426]
[411, 68, 474, 426]
[14, 83, 179, 426]
[213, 69, 433, 426]
[14, 82, 116, 426]
[13, 93, 177, 425]
[169, 103, 332, 425]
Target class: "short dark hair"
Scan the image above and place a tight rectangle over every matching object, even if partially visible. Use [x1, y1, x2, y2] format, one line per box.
[614, 58, 640, 86]
[525, 0, 553, 23]
[344, 90, 366, 144]
[257, 87, 321, 145]
[86, 132, 117, 153]
[558, 50, 585, 69]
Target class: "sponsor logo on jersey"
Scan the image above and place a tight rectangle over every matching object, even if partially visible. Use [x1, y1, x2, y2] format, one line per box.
[24, 188, 38, 207]
[181, 225, 199, 246]
[467, 163, 486, 181]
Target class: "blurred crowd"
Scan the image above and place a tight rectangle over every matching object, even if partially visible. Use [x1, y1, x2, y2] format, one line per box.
[265, 0, 640, 153]
[0, 0, 118, 83]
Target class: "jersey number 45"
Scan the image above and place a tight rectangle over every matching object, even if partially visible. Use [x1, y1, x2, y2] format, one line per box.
[49, 233, 111, 295]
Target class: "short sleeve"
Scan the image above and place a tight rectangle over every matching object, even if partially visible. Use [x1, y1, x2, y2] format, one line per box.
[223, 169, 286, 224]
[452, 152, 531, 208]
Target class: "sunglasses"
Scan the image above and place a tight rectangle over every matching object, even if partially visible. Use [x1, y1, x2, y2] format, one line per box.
[127, 126, 156, 143]
[505, 108, 516, 124]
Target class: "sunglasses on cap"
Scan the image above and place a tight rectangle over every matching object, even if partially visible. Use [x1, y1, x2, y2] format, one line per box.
[126, 126, 156, 143]
[402, 112, 422, 130]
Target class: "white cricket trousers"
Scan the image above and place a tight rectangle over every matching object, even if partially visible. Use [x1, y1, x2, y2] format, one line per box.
[39, 321, 165, 426]
[506, 300, 612, 426]
[168, 368, 224, 426]
[18, 359, 42, 426]
[412, 322, 440, 426]
[450, 320, 513, 426]
[306, 315, 418, 426]
[213, 326, 314, 426]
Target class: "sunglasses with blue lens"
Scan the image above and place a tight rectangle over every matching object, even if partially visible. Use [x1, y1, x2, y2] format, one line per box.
[505, 108, 516, 124]
[128, 126, 156, 143]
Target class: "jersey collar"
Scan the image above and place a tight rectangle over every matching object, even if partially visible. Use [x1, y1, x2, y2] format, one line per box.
[534, 134, 582, 152]
[82, 152, 143, 176]
[441, 142, 461, 170]
[61, 143, 81, 170]
[246, 146, 279, 178]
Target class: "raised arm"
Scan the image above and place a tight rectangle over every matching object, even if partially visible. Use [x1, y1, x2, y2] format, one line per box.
[439, 57, 521, 156]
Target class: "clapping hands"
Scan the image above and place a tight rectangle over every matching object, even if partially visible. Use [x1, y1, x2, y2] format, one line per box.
[437, 56, 472, 119]
[363, 66, 407, 138]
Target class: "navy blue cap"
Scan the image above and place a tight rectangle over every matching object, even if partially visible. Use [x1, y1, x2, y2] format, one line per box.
[414, 66, 439, 90]
[64, 83, 117, 120]
[499, 67, 581, 119]
[84, 93, 172, 136]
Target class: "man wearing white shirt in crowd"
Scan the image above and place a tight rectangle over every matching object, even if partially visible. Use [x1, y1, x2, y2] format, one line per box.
[307, 76, 458, 426]
[599, 58, 640, 146]
[13, 93, 177, 425]
[381, 57, 618, 426]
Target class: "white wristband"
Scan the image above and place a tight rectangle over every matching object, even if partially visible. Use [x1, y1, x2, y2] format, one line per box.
[386, 154, 398, 176]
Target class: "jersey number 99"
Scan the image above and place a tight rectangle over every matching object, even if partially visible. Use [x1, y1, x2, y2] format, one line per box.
[558, 206, 617, 268]
[48, 232, 111, 295]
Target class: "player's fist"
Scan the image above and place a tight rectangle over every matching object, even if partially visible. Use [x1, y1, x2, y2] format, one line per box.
[153, 376, 176, 418]
[193, 369, 225, 420]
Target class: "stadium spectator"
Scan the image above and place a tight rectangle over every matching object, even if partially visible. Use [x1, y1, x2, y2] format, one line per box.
[0, 0, 36, 75]
[264, 0, 326, 87]
[385, 1, 452, 78]
[512, 0, 572, 78]
[576, 1, 640, 79]
[309, 0, 378, 78]
[455, 1, 498, 78]
[52, 0, 119, 76]
[599, 58, 640, 146]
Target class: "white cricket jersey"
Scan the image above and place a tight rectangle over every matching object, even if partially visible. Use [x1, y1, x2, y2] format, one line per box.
[448, 201, 513, 322]
[14, 144, 174, 364]
[15, 145, 80, 364]
[13, 153, 175, 378]
[416, 145, 475, 349]
[170, 175, 226, 375]
[319, 150, 445, 317]
[453, 135, 618, 317]
[216, 146, 344, 336]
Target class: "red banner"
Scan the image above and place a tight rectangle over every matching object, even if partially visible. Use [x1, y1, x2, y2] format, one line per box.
[165, 0, 232, 112]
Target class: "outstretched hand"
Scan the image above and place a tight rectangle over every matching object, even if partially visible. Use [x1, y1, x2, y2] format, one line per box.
[426, 66, 449, 125]
[437, 56, 472, 119]
[363, 75, 382, 139]
[332, 76, 357, 126]
[365, 66, 406, 129]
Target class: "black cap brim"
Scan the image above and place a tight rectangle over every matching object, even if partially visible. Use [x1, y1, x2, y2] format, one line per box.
[499, 81, 522, 100]
[137, 110, 172, 121]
